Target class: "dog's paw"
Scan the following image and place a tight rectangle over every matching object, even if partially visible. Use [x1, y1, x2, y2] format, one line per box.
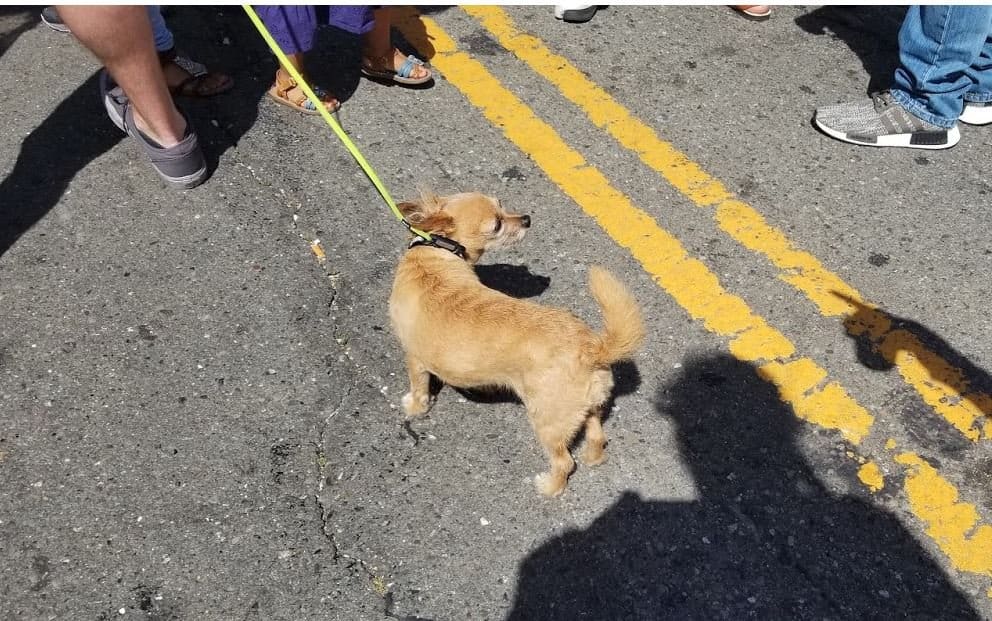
[581, 446, 607, 467]
[534, 472, 566, 497]
[401, 391, 432, 418]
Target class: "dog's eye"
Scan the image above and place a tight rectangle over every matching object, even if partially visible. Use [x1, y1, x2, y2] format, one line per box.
[493, 219, 503, 233]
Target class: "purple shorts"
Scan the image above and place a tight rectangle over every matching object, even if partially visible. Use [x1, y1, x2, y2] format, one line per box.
[255, 5, 377, 55]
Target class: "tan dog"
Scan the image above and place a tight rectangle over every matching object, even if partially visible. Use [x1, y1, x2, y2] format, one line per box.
[388, 192, 645, 496]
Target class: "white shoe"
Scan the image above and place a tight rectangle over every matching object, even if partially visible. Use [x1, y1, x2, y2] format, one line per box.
[959, 101, 992, 126]
[554, 5, 597, 22]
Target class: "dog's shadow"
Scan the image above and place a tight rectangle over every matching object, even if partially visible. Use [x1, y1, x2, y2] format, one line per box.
[447, 263, 642, 407]
[475, 263, 550, 299]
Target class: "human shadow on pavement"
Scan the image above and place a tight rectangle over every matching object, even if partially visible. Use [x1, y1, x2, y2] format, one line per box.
[507, 353, 979, 620]
[0, 7, 38, 60]
[795, 6, 908, 95]
[0, 71, 123, 258]
[839, 293, 992, 429]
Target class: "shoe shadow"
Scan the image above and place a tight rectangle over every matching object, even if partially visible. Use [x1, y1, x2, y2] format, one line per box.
[795, 6, 907, 94]
[0, 71, 124, 259]
[836, 291, 992, 436]
[507, 353, 981, 620]
[0, 6, 39, 61]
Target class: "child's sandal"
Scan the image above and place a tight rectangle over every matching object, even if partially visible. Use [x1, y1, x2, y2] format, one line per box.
[266, 68, 340, 115]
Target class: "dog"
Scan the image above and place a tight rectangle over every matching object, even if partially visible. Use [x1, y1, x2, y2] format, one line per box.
[388, 191, 645, 496]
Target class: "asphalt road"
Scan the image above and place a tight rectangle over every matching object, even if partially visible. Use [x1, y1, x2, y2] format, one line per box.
[2, 5, 991, 620]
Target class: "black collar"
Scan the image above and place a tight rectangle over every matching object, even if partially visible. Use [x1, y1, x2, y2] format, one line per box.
[408, 234, 467, 259]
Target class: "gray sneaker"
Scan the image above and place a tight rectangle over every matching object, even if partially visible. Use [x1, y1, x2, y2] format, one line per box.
[100, 71, 208, 190]
[814, 90, 960, 149]
[960, 100, 992, 126]
[40, 6, 71, 33]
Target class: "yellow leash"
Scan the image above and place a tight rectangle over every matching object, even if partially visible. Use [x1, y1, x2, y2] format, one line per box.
[241, 4, 437, 245]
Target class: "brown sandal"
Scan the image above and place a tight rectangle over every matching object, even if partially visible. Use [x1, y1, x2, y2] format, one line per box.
[158, 47, 234, 98]
[266, 68, 340, 115]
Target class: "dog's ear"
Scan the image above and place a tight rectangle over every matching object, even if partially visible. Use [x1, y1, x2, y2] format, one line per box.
[398, 200, 425, 223]
[400, 191, 446, 226]
[416, 211, 455, 236]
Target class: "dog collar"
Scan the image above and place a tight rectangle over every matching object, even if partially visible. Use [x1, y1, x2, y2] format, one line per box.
[408, 235, 467, 259]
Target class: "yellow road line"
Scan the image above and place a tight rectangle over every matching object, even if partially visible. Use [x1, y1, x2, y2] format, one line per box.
[393, 10, 871, 445]
[461, 5, 991, 443]
[394, 7, 992, 584]
[896, 453, 992, 576]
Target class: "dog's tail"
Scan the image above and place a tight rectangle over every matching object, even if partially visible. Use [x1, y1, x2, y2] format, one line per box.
[586, 266, 645, 366]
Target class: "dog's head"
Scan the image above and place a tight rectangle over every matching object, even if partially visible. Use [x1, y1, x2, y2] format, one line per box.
[399, 192, 531, 264]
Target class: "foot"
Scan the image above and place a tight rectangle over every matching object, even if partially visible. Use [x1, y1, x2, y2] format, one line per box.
[401, 391, 432, 418]
[160, 49, 234, 98]
[815, 90, 960, 149]
[580, 443, 606, 466]
[960, 100, 992, 126]
[101, 73, 207, 190]
[731, 5, 771, 20]
[535, 471, 567, 497]
[361, 48, 432, 85]
[267, 68, 340, 115]
[553, 5, 598, 23]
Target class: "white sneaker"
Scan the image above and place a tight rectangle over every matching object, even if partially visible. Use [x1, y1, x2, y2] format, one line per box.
[554, 5, 597, 23]
[959, 101, 992, 126]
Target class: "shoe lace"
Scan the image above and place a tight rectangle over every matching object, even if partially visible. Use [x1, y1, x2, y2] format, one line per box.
[871, 90, 896, 112]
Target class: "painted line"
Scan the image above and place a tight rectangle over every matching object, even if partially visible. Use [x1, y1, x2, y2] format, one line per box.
[895, 453, 992, 576]
[393, 7, 992, 585]
[460, 6, 991, 443]
[394, 11, 872, 445]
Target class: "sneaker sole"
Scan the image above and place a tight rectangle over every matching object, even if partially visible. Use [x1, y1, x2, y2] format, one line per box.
[157, 165, 208, 190]
[959, 103, 992, 126]
[815, 117, 960, 150]
[40, 16, 70, 33]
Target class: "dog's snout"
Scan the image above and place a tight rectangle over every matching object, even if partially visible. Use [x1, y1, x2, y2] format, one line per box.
[521, 215, 531, 228]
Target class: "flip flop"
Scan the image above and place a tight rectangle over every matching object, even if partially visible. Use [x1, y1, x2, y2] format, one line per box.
[161, 51, 234, 98]
[361, 53, 433, 86]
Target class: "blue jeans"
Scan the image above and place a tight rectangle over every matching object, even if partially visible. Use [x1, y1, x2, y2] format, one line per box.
[147, 6, 174, 53]
[890, 5, 992, 128]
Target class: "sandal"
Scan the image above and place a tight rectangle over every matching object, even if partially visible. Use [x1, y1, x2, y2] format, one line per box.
[158, 47, 234, 98]
[266, 67, 340, 115]
[360, 50, 433, 86]
[731, 5, 771, 21]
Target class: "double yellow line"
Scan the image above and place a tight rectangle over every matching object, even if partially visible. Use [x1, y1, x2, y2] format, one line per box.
[393, 6, 992, 584]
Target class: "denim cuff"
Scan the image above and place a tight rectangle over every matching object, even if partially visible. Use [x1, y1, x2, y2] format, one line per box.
[889, 88, 957, 129]
[964, 92, 992, 103]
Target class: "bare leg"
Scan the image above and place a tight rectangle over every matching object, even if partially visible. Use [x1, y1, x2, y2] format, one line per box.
[57, 5, 185, 147]
[580, 408, 607, 466]
[401, 354, 432, 418]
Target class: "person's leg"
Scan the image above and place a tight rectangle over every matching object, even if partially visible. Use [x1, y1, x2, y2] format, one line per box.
[57, 5, 185, 146]
[57, 6, 206, 188]
[891, 5, 992, 127]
